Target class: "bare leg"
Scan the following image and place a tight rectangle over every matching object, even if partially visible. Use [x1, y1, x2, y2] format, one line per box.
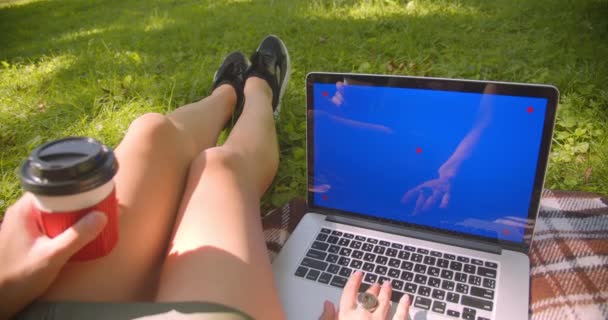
[41, 86, 235, 301]
[155, 78, 285, 320]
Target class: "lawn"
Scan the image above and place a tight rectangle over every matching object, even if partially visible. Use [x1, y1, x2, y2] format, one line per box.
[1, 0, 607, 214]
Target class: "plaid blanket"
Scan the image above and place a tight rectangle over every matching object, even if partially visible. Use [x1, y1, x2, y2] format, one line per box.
[262, 190, 608, 319]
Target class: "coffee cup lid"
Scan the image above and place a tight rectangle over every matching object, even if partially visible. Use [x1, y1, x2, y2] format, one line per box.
[20, 137, 118, 196]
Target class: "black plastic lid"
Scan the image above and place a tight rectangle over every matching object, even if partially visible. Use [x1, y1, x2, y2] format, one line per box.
[19, 137, 118, 196]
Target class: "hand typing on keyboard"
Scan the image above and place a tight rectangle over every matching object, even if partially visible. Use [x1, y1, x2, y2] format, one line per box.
[318, 271, 411, 320]
[301, 229, 498, 319]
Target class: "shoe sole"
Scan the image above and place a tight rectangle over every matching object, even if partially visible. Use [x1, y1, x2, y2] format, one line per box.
[258, 35, 290, 119]
[277, 40, 291, 119]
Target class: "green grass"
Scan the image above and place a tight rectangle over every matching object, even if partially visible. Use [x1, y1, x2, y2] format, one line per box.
[1, 0, 607, 214]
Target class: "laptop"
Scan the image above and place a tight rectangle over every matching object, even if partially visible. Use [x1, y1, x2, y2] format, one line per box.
[272, 72, 558, 320]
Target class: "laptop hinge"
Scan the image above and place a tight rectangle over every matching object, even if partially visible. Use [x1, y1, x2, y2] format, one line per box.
[326, 215, 502, 255]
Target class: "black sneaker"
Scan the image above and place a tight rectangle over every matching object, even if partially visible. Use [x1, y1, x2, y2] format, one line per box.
[211, 51, 250, 129]
[245, 35, 291, 118]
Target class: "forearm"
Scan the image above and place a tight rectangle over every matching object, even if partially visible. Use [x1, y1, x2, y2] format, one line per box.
[439, 127, 483, 178]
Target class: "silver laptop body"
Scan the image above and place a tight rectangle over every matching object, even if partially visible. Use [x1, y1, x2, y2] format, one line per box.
[273, 73, 559, 320]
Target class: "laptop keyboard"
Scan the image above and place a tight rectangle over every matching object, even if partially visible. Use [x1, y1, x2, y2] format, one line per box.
[294, 228, 498, 320]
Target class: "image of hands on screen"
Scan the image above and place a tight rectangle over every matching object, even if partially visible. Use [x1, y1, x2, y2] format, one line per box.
[400, 84, 496, 215]
[311, 78, 546, 242]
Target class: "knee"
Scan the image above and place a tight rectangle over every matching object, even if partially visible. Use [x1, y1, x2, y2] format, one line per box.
[127, 113, 193, 157]
[128, 113, 176, 140]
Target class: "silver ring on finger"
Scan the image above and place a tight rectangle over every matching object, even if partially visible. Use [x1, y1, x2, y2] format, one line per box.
[356, 292, 379, 313]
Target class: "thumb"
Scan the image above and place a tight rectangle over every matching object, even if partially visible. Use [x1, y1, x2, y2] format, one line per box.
[50, 211, 108, 260]
[318, 300, 336, 320]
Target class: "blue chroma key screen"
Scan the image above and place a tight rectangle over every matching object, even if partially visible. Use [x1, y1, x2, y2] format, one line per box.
[311, 82, 548, 243]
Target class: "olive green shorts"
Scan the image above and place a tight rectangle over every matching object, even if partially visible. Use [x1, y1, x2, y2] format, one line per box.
[15, 301, 253, 320]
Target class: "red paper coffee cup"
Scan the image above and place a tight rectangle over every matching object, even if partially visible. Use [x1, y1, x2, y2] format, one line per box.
[20, 137, 119, 261]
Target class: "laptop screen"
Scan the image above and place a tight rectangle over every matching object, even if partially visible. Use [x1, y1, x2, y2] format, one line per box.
[308, 74, 557, 246]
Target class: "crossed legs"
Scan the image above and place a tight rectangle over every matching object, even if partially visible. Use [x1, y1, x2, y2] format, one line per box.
[40, 85, 236, 301]
[41, 76, 284, 319]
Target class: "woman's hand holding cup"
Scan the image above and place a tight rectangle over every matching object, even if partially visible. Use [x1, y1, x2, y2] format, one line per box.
[0, 136, 120, 319]
[19, 137, 120, 261]
[0, 194, 107, 319]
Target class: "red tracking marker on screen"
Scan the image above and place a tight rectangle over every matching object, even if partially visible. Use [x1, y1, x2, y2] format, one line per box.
[322, 91, 328, 97]
[416, 147, 422, 154]
[503, 229, 510, 236]
[527, 106, 534, 113]
[322, 195, 328, 201]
